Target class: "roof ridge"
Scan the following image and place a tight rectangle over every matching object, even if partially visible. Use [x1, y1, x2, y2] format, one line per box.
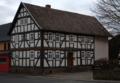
[23, 2, 94, 18]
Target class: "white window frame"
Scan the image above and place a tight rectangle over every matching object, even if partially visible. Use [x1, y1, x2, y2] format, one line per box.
[48, 50, 53, 60]
[48, 32, 53, 42]
[70, 34, 74, 43]
[87, 36, 90, 43]
[81, 51, 86, 59]
[56, 33, 60, 42]
[56, 50, 60, 60]
[90, 37, 93, 43]
[20, 18, 28, 25]
[30, 33, 34, 42]
[81, 36, 85, 44]
[87, 51, 91, 59]
[15, 35, 18, 43]
[15, 51, 19, 60]
[30, 50, 34, 60]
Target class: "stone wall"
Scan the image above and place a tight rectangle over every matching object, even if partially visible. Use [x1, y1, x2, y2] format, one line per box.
[93, 70, 120, 80]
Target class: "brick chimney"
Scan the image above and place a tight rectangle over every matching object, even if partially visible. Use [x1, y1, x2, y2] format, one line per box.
[45, 5, 51, 9]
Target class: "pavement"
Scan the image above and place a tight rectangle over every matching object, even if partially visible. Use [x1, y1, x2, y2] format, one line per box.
[0, 71, 120, 83]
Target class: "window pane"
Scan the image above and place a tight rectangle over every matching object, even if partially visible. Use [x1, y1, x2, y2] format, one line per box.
[25, 19, 27, 24]
[0, 58, 6, 63]
[21, 19, 23, 24]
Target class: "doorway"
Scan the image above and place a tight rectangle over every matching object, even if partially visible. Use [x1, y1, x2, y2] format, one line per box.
[67, 52, 73, 67]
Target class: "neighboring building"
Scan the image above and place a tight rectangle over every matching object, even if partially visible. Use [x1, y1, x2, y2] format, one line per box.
[0, 23, 11, 72]
[109, 35, 120, 60]
[8, 2, 111, 74]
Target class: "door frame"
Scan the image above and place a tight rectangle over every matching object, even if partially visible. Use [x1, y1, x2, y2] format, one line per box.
[67, 52, 73, 67]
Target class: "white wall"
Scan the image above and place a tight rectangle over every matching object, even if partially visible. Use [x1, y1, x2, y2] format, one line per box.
[95, 36, 108, 61]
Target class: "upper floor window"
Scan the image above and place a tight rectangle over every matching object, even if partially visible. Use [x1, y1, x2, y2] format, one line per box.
[30, 33, 34, 42]
[30, 50, 34, 60]
[4, 43, 6, 50]
[81, 36, 85, 43]
[15, 35, 18, 43]
[15, 51, 19, 60]
[48, 50, 53, 60]
[8, 43, 10, 50]
[81, 51, 85, 59]
[90, 37, 93, 42]
[56, 50, 60, 60]
[56, 33, 60, 42]
[70, 34, 74, 43]
[20, 18, 27, 25]
[48, 32, 53, 42]
[87, 37, 90, 43]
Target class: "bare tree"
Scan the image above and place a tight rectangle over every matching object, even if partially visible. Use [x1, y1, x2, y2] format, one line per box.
[91, 0, 120, 35]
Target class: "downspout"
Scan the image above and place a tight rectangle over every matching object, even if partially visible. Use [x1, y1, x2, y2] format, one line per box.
[41, 30, 44, 75]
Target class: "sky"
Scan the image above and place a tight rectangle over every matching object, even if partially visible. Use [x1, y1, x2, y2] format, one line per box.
[0, 0, 97, 25]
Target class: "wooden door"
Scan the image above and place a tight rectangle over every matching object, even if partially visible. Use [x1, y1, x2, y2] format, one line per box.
[67, 52, 73, 67]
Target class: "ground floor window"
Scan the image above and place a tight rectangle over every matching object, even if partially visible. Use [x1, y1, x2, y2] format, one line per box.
[0, 58, 6, 63]
[48, 50, 53, 60]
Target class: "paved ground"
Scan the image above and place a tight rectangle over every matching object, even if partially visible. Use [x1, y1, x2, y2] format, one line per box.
[0, 71, 120, 83]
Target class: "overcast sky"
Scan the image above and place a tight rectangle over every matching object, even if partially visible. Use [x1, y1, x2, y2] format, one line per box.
[0, 0, 97, 25]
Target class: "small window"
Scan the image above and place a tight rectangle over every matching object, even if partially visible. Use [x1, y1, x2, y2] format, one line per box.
[56, 50, 60, 60]
[90, 37, 93, 42]
[4, 43, 6, 50]
[48, 50, 53, 60]
[56, 33, 60, 42]
[70, 34, 74, 43]
[87, 51, 91, 59]
[15, 51, 19, 60]
[81, 36, 85, 43]
[0, 58, 6, 63]
[20, 18, 28, 25]
[87, 37, 90, 43]
[15, 35, 18, 43]
[30, 33, 34, 42]
[48, 32, 53, 42]
[8, 43, 10, 50]
[30, 50, 34, 60]
[81, 51, 85, 59]
[20, 19, 24, 25]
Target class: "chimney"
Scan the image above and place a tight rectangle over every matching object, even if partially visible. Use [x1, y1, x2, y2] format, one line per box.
[45, 5, 51, 9]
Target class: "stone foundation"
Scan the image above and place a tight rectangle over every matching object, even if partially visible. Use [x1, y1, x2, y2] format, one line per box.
[10, 66, 92, 75]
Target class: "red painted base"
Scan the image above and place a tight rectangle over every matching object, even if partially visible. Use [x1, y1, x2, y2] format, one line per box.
[0, 55, 9, 72]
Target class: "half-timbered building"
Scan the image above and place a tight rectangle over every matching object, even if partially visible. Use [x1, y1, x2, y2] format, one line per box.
[0, 23, 11, 72]
[8, 2, 112, 74]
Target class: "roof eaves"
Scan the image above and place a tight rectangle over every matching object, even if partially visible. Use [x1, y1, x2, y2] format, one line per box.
[22, 2, 42, 29]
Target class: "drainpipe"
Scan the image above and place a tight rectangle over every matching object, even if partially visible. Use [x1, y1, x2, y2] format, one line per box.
[41, 30, 44, 75]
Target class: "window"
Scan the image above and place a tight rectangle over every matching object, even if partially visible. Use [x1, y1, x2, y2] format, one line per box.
[30, 50, 34, 60]
[15, 35, 18, 43]
[70, 34, 74, 43]
[87, 51, 91, 59]
[20, 18, 27, 25]
[81, 36, 85, 43]
[15, 51, 19, 60]
[30, 33, 34, 42]
[0, 58, 6, 63]
[4, 43, 6, 50]
[56, 50, 60, 60]
[56, 33, 60, 42]
[81, 51, 85, 59]
[90, 37, 93, 42]
[87, 37, 90, 43]
[48, 32, 53, 42]
[8, 43, 10, 50]
[48, 50, 53, 60]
